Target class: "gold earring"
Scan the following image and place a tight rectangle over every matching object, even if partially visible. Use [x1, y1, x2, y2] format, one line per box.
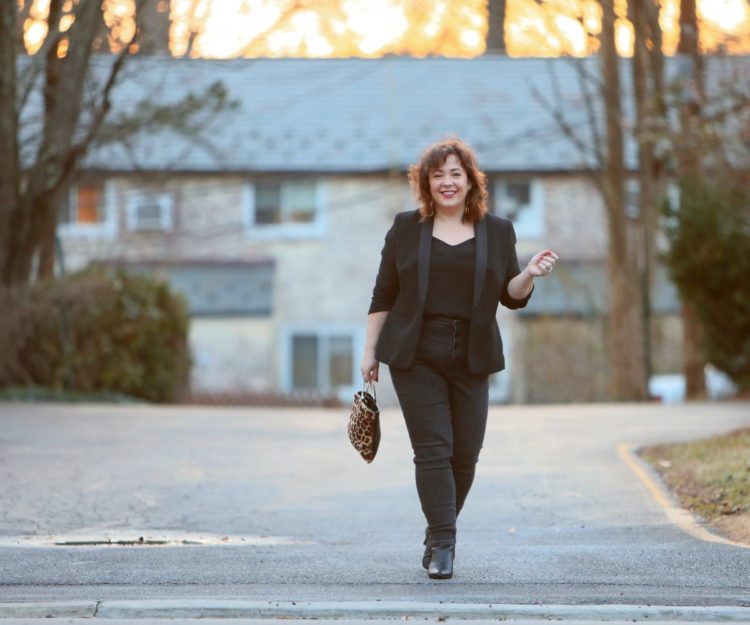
[427, 199, 435, 217]
[464, 199, 469, 215]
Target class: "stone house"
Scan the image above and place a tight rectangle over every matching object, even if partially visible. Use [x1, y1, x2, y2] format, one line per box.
[58, 55, 691, 405]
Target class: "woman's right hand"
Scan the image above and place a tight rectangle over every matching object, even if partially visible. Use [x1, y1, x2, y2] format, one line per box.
[360, 352, 380, 383]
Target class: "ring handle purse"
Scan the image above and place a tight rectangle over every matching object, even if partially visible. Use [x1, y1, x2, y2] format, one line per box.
[347, 380, 381, 463]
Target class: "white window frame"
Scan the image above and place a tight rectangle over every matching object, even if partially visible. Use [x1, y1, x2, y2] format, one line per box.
[280, 325, 362, 402]
[243, 179, 326, 239]
[625, 178, 640, 219]
[125, 189, 175, 232]
[493, 178, 545, 240]
[57, 182, 117, 239]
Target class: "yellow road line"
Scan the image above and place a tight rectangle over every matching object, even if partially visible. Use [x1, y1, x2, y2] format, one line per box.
[617, 442, 749, 550]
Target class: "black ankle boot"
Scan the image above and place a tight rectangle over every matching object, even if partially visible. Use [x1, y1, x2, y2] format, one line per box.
[422, 527, 431, 569]
[427, 545, 455, 579]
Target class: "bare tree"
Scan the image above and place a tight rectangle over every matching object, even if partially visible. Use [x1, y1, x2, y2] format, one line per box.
[534, 0, 736, 401]
[598, 0, 648, 400]
[0, 1, 232, 286]
[533, 48, 649, 398]
[1, 1, 137, 284]
[677, 0, 698, 55]
[0, 5, 20, 282]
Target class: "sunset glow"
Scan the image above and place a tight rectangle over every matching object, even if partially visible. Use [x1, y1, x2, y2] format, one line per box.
[699, 0, 749, 32]
[21, 0, 750, 58]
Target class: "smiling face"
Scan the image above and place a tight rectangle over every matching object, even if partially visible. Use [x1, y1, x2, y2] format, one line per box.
[429, 153, 472, 214]
[408, 138, 488, 223]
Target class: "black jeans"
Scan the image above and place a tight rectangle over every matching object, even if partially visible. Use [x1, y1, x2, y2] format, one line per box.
[390, 316, 490, 547]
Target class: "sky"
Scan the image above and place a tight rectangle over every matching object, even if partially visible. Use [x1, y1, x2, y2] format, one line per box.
[169, 0, 750, 57]
[22, 0, 750, 58]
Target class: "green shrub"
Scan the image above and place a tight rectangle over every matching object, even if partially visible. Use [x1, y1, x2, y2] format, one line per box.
[0, 269, 191, 402]
[662, 175, 750, 391]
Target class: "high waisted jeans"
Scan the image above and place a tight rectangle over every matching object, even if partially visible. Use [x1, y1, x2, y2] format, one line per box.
[390, 316, 490, 547]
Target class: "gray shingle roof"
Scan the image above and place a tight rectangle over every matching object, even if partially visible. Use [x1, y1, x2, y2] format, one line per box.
[77, 54, 748, 174]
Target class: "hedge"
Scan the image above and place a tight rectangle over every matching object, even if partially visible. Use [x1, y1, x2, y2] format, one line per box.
[0, 269, 191, 402]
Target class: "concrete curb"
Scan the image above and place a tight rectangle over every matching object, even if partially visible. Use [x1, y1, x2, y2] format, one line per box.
[0, 601, 97, 618]
[1, 600, 750, 621]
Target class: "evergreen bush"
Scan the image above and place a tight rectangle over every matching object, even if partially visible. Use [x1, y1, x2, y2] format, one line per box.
[0, 269, 191, 402]
[662, 175, 750, 391]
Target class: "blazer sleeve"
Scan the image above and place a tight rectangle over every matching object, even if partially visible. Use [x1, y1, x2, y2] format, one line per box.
[500, 220, 534, 310]
[368, 216, 400, 313]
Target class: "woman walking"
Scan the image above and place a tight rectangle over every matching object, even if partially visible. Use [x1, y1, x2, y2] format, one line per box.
[360, 138, 557, 579]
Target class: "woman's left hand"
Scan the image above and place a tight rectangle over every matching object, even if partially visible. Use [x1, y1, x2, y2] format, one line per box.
[526, 249, 558, 278]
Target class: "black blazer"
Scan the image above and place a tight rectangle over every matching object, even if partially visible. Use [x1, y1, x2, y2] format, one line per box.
[369, 210, 533, 375]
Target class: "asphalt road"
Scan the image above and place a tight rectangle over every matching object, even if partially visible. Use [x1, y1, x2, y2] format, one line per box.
[0, 400, 749, 613]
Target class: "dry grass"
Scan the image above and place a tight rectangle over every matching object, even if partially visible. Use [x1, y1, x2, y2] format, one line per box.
[640, 427, 750, 545]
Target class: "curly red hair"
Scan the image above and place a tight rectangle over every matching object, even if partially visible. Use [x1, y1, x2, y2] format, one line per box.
[407, 137, 489, 224]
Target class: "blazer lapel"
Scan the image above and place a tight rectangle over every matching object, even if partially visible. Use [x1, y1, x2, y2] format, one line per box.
[473, 217, 487, 309]
[418, 217, 433, 304]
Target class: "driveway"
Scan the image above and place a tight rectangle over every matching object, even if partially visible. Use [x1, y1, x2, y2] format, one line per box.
[0, 401, 748, 613]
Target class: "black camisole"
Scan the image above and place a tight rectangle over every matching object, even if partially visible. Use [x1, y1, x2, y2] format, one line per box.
[423, 236, 475, 321]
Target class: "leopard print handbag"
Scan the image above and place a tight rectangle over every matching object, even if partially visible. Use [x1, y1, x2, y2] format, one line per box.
[347, 381, 381, 463]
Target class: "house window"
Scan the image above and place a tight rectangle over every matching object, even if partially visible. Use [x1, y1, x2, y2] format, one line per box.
[257, 180, 315, 224]
[244, 179, 324, 238]
[492, 179, 544, 240]
[290, 332, 354, 392]
[58, 181, 115, 237]
[125, 190, 174, 231]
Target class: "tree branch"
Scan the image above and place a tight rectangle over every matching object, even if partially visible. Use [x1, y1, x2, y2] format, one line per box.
[569, 58, 606, 168]
[530, 83, 603, 171]
[53, 0, 149, 197]
[233, 0, 307, 57]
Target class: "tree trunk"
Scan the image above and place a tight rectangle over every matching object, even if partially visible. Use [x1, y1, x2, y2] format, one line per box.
[34, 0, 67, 281]
[676, 0, 707, 399]
[3, 1, 214, 287]
[630, 0, 668, 394]
[36, 195, 60, 280]
[485, 0, 506, 54]
[5, 0, 102, 284]
[677, 0, 698, 55]
[137, 0, 171, 54]
[0, 3, 20, 286]
[600, 0, 648, 401]
[682, 302, 707, 398]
